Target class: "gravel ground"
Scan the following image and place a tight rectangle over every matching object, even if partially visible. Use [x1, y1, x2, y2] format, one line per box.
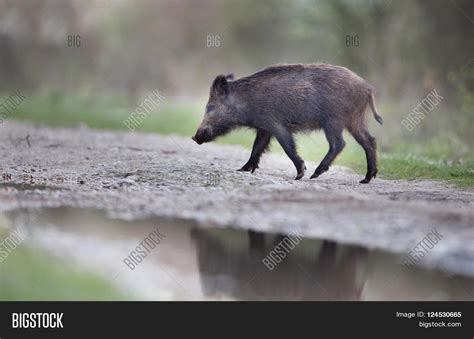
[0, 121, 473, 276]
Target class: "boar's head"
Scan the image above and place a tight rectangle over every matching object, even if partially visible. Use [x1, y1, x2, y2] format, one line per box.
[193, 74, 240, 144]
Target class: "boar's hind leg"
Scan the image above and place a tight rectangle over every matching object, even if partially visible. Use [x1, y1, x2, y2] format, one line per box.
[310, 126, 345, 179]
[274, 128, 306, 180]
[350, 127, 377, 184]
[238, 129, 272, 173]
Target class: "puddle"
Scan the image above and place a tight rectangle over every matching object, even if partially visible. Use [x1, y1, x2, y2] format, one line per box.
[4, 208, 474, 301]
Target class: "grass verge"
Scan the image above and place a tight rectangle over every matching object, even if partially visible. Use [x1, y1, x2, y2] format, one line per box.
[4, 91, 473, 187]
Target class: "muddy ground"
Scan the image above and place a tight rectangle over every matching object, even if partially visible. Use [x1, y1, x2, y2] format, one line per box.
[0, 121, 473, 276]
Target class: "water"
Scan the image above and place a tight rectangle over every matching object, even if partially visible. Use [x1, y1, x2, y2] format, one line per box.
[4, 208, 474, 301]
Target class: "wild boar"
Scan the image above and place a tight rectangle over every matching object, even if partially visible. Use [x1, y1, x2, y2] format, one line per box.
[192, 63, 383, 183]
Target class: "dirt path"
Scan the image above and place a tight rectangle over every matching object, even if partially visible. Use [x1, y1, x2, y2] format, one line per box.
[0, 121, 473, 276]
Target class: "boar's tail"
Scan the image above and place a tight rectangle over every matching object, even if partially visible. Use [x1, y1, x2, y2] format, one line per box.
[368, 92, 383, 125]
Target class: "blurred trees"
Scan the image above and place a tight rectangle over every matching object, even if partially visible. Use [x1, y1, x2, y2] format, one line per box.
[0, 0, 472, 145]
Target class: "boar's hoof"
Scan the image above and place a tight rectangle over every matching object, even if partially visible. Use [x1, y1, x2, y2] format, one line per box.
[360, 170, 377, 184]
[310, 166, 327, 179]
[295, 172, 305, 180]
[238, 163, 258, 173]
[295, 163, 306, 180]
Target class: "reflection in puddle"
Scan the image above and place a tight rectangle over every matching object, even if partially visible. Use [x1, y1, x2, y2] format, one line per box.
[192, 228, 367, 300]
[4, 208, 474, 301]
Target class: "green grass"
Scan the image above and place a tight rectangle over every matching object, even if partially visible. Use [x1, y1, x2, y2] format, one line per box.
[0, 221, 127, 300]
[4, 91, 473, 187]
[0, 245, 128, 300]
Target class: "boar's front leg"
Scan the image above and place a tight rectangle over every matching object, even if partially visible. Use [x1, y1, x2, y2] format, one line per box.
[274, 127, 306, 180]
[238, 129, 272, 173]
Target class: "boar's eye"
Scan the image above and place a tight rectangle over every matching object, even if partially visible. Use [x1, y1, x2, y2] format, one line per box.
[206, 104, 215, 113]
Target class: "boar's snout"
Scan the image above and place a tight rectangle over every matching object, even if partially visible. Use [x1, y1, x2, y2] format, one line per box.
[192, 126, 213, 145]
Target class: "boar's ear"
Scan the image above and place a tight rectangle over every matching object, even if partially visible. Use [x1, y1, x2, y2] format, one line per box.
[211, 74, 229, 98]
[225, 73, 234, 80]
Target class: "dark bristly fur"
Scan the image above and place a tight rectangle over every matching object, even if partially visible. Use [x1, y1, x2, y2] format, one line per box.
[192, 63, 383, 183]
